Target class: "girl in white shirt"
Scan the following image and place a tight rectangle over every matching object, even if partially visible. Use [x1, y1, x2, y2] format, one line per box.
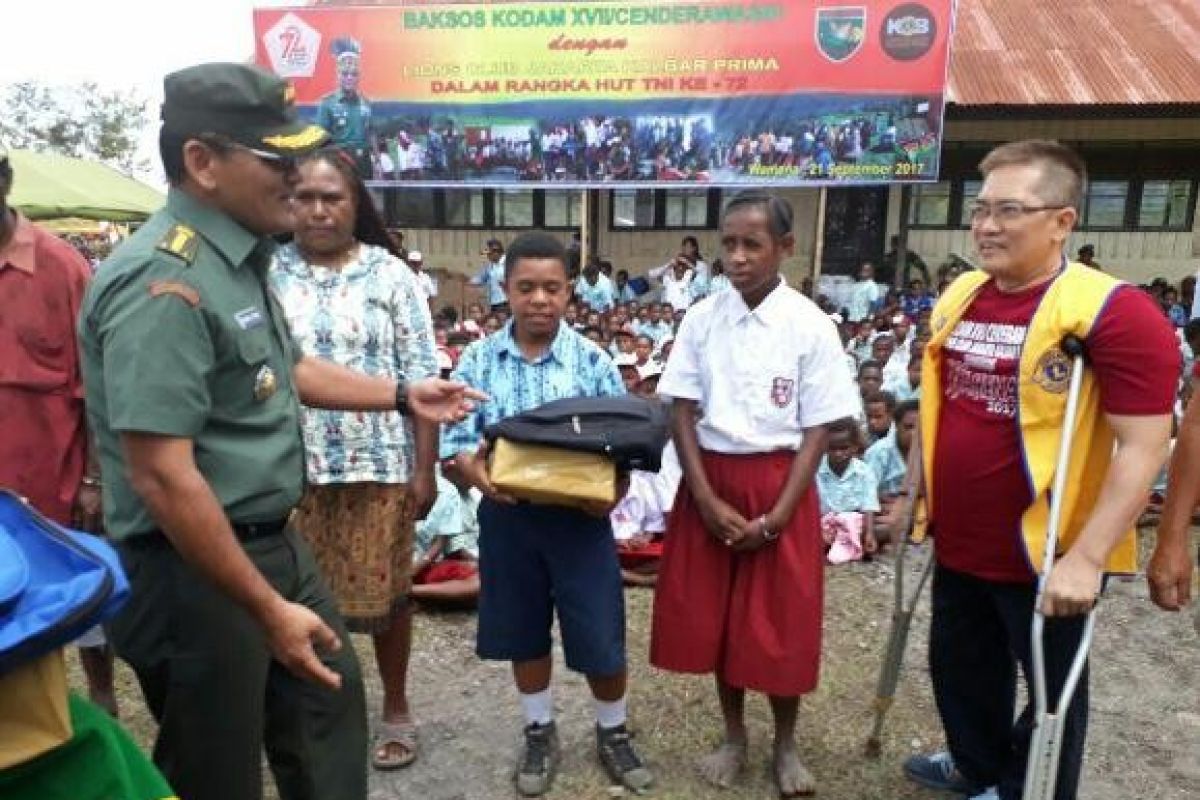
[650, 191, 860, 798]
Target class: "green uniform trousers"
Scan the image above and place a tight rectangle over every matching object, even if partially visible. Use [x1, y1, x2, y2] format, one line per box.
[108, 529, 367, 800]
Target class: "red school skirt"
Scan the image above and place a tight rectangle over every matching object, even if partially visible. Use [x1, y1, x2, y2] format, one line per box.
[650, 450, 823, 697]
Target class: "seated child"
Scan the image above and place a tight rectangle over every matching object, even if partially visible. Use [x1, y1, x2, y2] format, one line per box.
[614, 352, 641, 393]
[635, 363, 663, 399]
[411, 469, 481, 607]
[884, 342, 922, 402]
[862, 390, 896, 446]
[864, 399, 919, 546]
[610, 442, 681, 587]
[815, 419, 880, 563]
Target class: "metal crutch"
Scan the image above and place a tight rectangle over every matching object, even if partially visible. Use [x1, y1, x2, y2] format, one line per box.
[1023, 335, 1098, 800]
[865, 422, 935, 757]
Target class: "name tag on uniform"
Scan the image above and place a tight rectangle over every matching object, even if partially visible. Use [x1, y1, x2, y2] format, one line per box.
[234, 307, 266, 330]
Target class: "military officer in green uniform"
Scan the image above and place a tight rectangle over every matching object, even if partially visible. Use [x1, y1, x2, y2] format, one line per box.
[78, 63, 481, 800]
[316, 37, 374, 176]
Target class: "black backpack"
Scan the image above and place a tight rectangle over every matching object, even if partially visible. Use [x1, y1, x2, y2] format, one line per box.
[484, 396, 670, 472]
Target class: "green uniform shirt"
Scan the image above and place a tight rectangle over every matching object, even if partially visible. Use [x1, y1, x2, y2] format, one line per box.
[79, 189, 305, 540]
[316, 91, 372, 153]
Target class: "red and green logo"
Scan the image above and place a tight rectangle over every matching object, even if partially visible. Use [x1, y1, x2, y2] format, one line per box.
[816, 7, 867, 63]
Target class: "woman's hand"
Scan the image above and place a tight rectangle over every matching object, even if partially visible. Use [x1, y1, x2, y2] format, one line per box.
[410, 469, 437, 521]
[697, 496, 750, 547]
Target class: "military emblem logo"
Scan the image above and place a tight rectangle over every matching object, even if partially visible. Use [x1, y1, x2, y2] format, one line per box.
[816, 6, 867, 63]
[254, 364, 278, 402]
[1032, 347, 1071, 394]
[770, 377, 795, 408]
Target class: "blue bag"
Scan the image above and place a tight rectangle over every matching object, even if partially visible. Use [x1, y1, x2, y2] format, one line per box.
[0, 490, 130, 674]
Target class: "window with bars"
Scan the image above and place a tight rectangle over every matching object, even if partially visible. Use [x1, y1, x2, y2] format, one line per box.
[1080, 180, 1129, 229]
[610, 189, 720, 230]
[1137, 180, 1194, 231]
[907, 181, 952, 227]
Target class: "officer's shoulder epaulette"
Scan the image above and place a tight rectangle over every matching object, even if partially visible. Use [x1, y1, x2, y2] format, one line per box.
[156, 223, 199, 266]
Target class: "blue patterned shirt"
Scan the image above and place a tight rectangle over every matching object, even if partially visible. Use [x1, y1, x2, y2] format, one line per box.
[863, 431, 908, 498]
[576, 274, 616, 312]
[472, 259, 508, 307]
[440, 321, 625, 459]
[816, 456, 880, 514]
[270, 242, 437, 484]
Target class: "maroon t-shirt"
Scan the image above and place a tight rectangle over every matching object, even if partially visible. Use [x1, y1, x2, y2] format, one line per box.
[0, 215, 91, 525]
[931, 281, 1178, 582]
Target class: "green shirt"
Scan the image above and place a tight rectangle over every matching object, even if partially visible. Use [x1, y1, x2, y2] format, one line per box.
[316, 90, 372, 152]
[79, 189, 305, 540]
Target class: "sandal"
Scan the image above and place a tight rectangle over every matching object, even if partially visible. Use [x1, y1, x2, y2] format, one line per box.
[372, 719, 418, 770]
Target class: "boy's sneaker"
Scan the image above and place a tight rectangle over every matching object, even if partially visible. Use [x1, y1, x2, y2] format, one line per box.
[596, 723, 654, 793]
[515, 721, 560, 797]
[902, 751, 977, 794]
[968, 788, 999, 800]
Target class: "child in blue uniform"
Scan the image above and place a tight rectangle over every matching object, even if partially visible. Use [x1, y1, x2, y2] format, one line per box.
[440, 231, 651, 797]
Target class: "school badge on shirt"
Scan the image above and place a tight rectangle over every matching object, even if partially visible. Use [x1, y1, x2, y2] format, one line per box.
[770, 377, 795, 408]
[254, 365, 278, 401]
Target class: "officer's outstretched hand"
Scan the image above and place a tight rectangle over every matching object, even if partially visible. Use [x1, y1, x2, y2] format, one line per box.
[408, 379, 488, 424]
[263, 598, 344, 690]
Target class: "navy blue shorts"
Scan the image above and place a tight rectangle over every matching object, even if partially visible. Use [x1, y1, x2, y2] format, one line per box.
[476, 499, 626, 677]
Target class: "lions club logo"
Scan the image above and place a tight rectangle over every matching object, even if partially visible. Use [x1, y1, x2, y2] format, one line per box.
[770, 377, 795, 408]
[1032, 347, 1071, 394]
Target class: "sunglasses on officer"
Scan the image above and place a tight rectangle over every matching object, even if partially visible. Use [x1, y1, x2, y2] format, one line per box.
[195, 134, 298, 175]
[239, 146, 298, 175]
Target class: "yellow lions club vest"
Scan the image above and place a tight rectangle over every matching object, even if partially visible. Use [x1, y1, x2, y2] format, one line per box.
[921, 262, 1137, 575]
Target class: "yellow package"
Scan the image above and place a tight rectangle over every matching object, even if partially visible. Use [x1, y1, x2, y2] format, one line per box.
[0, 649, 73, 769]
[489, 438, 616, 510]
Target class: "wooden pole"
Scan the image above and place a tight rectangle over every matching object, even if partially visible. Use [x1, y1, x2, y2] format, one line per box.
[895, 185, 913, 291]
[812, 187, 828, 287]
[580, 189, 589, 275]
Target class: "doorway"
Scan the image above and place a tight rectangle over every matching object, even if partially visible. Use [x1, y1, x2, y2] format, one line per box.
[821, 187, 888, 277]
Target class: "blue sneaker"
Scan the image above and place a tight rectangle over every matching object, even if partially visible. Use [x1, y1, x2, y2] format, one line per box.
[968, 788, 999, 800]
[903, 751, 978, 794]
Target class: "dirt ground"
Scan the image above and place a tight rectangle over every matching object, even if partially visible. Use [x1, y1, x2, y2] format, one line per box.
[71, 536, 1199, 800]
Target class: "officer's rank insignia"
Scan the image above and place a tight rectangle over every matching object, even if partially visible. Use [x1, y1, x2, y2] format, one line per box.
[1032, 346, 1071, 394]
[156, 224, 199, 265]
[148, 281, 200, 307]
[253, 365, 278, 402]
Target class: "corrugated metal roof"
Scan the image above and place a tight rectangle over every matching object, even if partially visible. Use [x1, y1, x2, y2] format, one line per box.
[307, 0, 1200, 106]
[948, 0, 1200, 105]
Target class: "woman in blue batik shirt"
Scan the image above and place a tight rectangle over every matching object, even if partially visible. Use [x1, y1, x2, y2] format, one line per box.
[270, 149, 438, 772]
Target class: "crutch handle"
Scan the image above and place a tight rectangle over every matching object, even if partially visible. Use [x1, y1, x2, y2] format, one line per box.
[1060, 334, 1086, 360]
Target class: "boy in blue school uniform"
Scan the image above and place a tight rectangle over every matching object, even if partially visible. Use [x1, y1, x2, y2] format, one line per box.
[440, 231, 652, 797]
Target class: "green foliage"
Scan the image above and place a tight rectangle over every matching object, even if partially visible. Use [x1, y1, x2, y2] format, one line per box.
[0, 81, 150, 174]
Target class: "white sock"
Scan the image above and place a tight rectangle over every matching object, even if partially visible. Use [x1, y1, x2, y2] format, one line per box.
[519, 689, 553, 727]
[594, 695, 627, 730]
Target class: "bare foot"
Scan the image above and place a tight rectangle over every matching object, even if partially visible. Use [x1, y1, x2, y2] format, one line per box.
[697, 740, 747, 789]
[773, 745, 816, 797]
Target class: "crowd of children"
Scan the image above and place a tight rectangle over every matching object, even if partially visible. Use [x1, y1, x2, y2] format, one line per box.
[410, 239, 1199, 579]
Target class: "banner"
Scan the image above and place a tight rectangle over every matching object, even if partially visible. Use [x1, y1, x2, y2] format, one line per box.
[254, 1, 956, 187]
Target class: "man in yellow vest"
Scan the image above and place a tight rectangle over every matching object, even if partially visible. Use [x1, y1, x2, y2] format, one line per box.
[902, 140, 1177, 800]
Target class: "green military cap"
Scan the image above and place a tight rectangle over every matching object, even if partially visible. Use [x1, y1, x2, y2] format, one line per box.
[161, 62, 328, 157]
